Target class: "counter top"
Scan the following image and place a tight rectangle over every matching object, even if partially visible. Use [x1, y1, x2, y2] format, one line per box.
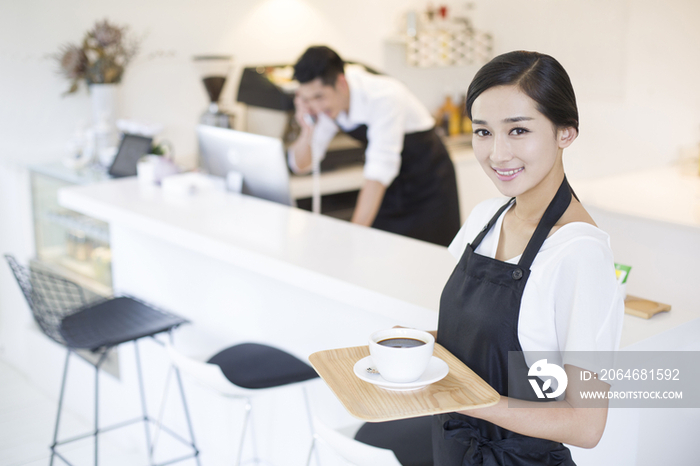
[574, 159, 700, 230]
[59, 178, 455, 321]
[59, 174, 696, 350]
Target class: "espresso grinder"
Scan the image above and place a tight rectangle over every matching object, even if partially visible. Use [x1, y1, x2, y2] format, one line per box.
[194, 55, 234, 128]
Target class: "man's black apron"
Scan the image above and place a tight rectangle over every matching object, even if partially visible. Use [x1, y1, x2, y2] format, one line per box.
[344, 125, 460, 247]
[433, 177, 577, 465]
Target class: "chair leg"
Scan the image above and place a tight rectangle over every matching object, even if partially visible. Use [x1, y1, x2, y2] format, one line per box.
[150, 366, 173, 456]
[134, 340, 154, 465]
[94, 350, 109, 466]
[301, 385, 320, 466]
[305, 435, 318, 466]
[173, 364, 201, 466]
[236, 398, 253, 466]
[50, 350, 72, 466]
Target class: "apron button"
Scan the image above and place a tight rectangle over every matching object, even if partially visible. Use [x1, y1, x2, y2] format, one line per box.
[512, 268, 523, 280]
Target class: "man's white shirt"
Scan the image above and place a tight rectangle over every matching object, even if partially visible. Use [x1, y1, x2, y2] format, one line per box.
[289, 65, 435, 186]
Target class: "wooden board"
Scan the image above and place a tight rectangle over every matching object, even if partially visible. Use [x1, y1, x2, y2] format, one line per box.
[309, 343, 500, 422]
[624, 295, 672, 319]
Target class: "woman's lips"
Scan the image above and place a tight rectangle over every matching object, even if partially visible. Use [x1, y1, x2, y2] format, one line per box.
[493, 167, 524, 181]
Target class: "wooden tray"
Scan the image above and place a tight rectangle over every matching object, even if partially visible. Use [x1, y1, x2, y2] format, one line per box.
[308, 343, 500, 422]
[625, 294, 671, 319]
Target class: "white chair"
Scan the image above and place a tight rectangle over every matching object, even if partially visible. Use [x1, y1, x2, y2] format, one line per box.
[163, 341, 319, 466]
[307, 416, 433, 466]
[308, 417, 402, 466]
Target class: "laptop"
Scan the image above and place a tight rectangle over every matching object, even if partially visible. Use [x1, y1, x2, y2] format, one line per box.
[108, 134, 153, 178]
[196, 125, 293, 206]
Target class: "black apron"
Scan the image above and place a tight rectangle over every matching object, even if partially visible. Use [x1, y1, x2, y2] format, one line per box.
[433, 177, 577, 466]
[344, 125, 461, 247]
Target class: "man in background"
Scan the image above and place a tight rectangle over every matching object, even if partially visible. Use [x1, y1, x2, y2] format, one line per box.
[289, 45, 460, 247]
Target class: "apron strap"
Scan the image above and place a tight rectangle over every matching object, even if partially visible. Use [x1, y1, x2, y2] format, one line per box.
[517, 176, 573, 269]
[470, 198, 515, 249]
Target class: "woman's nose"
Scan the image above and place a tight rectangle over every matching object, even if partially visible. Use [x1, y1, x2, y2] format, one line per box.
[490, 135, 512, 163]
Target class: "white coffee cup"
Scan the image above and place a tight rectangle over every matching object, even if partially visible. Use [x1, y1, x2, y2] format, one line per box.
[368, 328, 435, 383]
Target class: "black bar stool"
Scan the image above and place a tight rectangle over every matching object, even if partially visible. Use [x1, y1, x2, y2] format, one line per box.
[166, 340, 319, 465]
[4, 254, 200, 466]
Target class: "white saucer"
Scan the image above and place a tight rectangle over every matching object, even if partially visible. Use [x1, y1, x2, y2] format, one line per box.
[353, 356, 449, 391]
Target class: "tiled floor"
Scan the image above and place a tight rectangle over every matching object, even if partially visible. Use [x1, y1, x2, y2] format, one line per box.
[0, 358, 147, 466]
[0, 355, 357, 466]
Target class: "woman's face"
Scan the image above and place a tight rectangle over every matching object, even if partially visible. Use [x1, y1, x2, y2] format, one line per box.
[470, 85, 573, 198]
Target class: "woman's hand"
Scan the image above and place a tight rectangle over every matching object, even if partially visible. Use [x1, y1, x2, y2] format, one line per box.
[460, 364, 609, 449]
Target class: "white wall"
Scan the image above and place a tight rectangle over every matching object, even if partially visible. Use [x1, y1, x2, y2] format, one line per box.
[1, 0, 698, 173]
[0, 0, 411, 168]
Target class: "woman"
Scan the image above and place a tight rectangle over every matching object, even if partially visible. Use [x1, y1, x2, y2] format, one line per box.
[432, 51, 624, 465]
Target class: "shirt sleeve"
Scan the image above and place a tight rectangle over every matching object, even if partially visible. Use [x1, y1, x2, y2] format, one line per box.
[363, 93, 406, 186]
[287, 114, 338, 174]
[554, 238, 625, 372]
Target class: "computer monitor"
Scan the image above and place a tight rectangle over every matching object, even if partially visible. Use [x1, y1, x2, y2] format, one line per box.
[196, 125, 293, 206]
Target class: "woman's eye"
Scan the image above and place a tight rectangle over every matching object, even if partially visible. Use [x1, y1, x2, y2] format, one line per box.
[474, 129, 490, 137]
[510, 127, 529, 135]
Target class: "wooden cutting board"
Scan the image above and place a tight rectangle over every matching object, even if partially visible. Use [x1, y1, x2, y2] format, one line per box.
[309, 343, 500, 422]
[624, 295, 672, 319]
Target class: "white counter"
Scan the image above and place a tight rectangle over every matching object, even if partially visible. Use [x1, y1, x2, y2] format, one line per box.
[574, 158, 700, 230]
[59, 177, 454, 320]
[58, 176, 697, 352]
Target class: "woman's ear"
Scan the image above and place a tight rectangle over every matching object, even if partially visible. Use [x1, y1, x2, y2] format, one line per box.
[557, 126, 578, 149]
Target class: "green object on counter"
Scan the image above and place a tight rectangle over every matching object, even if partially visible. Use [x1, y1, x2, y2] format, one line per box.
[614, 263, 632, 284]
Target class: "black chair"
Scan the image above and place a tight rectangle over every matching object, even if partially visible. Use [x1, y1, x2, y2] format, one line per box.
[4, 254, 200, 466]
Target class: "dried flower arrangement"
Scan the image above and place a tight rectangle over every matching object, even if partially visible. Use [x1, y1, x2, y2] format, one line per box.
[56, 19, 140, 95]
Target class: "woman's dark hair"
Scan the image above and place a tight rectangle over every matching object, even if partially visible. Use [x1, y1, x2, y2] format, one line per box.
[466, 51, 579, 133]
[293, 46, 345, 86]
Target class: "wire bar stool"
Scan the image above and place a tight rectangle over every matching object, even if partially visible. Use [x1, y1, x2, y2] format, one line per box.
[5, 254, 201, 466]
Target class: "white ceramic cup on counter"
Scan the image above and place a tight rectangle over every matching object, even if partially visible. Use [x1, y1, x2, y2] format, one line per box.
[368, 328, 435, 383]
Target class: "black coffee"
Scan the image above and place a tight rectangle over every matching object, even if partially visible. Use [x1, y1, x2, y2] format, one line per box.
[377, 337, 426, 348]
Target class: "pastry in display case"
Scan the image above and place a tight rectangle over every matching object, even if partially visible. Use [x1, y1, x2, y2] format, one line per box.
[30, 163, 113, 296]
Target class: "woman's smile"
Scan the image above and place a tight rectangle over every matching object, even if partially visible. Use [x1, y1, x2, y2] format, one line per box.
[493, 166, 524, 181]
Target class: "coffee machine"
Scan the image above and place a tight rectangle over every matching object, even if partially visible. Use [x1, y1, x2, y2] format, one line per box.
[194, 55, 235, 128]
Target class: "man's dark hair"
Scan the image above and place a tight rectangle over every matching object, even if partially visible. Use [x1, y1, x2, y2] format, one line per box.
[293, 46, 345, 86]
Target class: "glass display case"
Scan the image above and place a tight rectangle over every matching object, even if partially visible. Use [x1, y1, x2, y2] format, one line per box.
[29, 163, 113, 297]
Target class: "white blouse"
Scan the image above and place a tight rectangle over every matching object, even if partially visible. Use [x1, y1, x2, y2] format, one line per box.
[288, 65, 435, 186]
[447, 197, 625, 371]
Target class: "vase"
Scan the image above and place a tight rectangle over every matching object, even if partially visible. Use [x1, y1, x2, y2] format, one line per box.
[89, 83, 120, 167]
[136, 155, 180, 186]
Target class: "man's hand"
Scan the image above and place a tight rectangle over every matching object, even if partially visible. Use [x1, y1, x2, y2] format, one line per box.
[289, 91, 315, 172]
[294, 92, 316, 134]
